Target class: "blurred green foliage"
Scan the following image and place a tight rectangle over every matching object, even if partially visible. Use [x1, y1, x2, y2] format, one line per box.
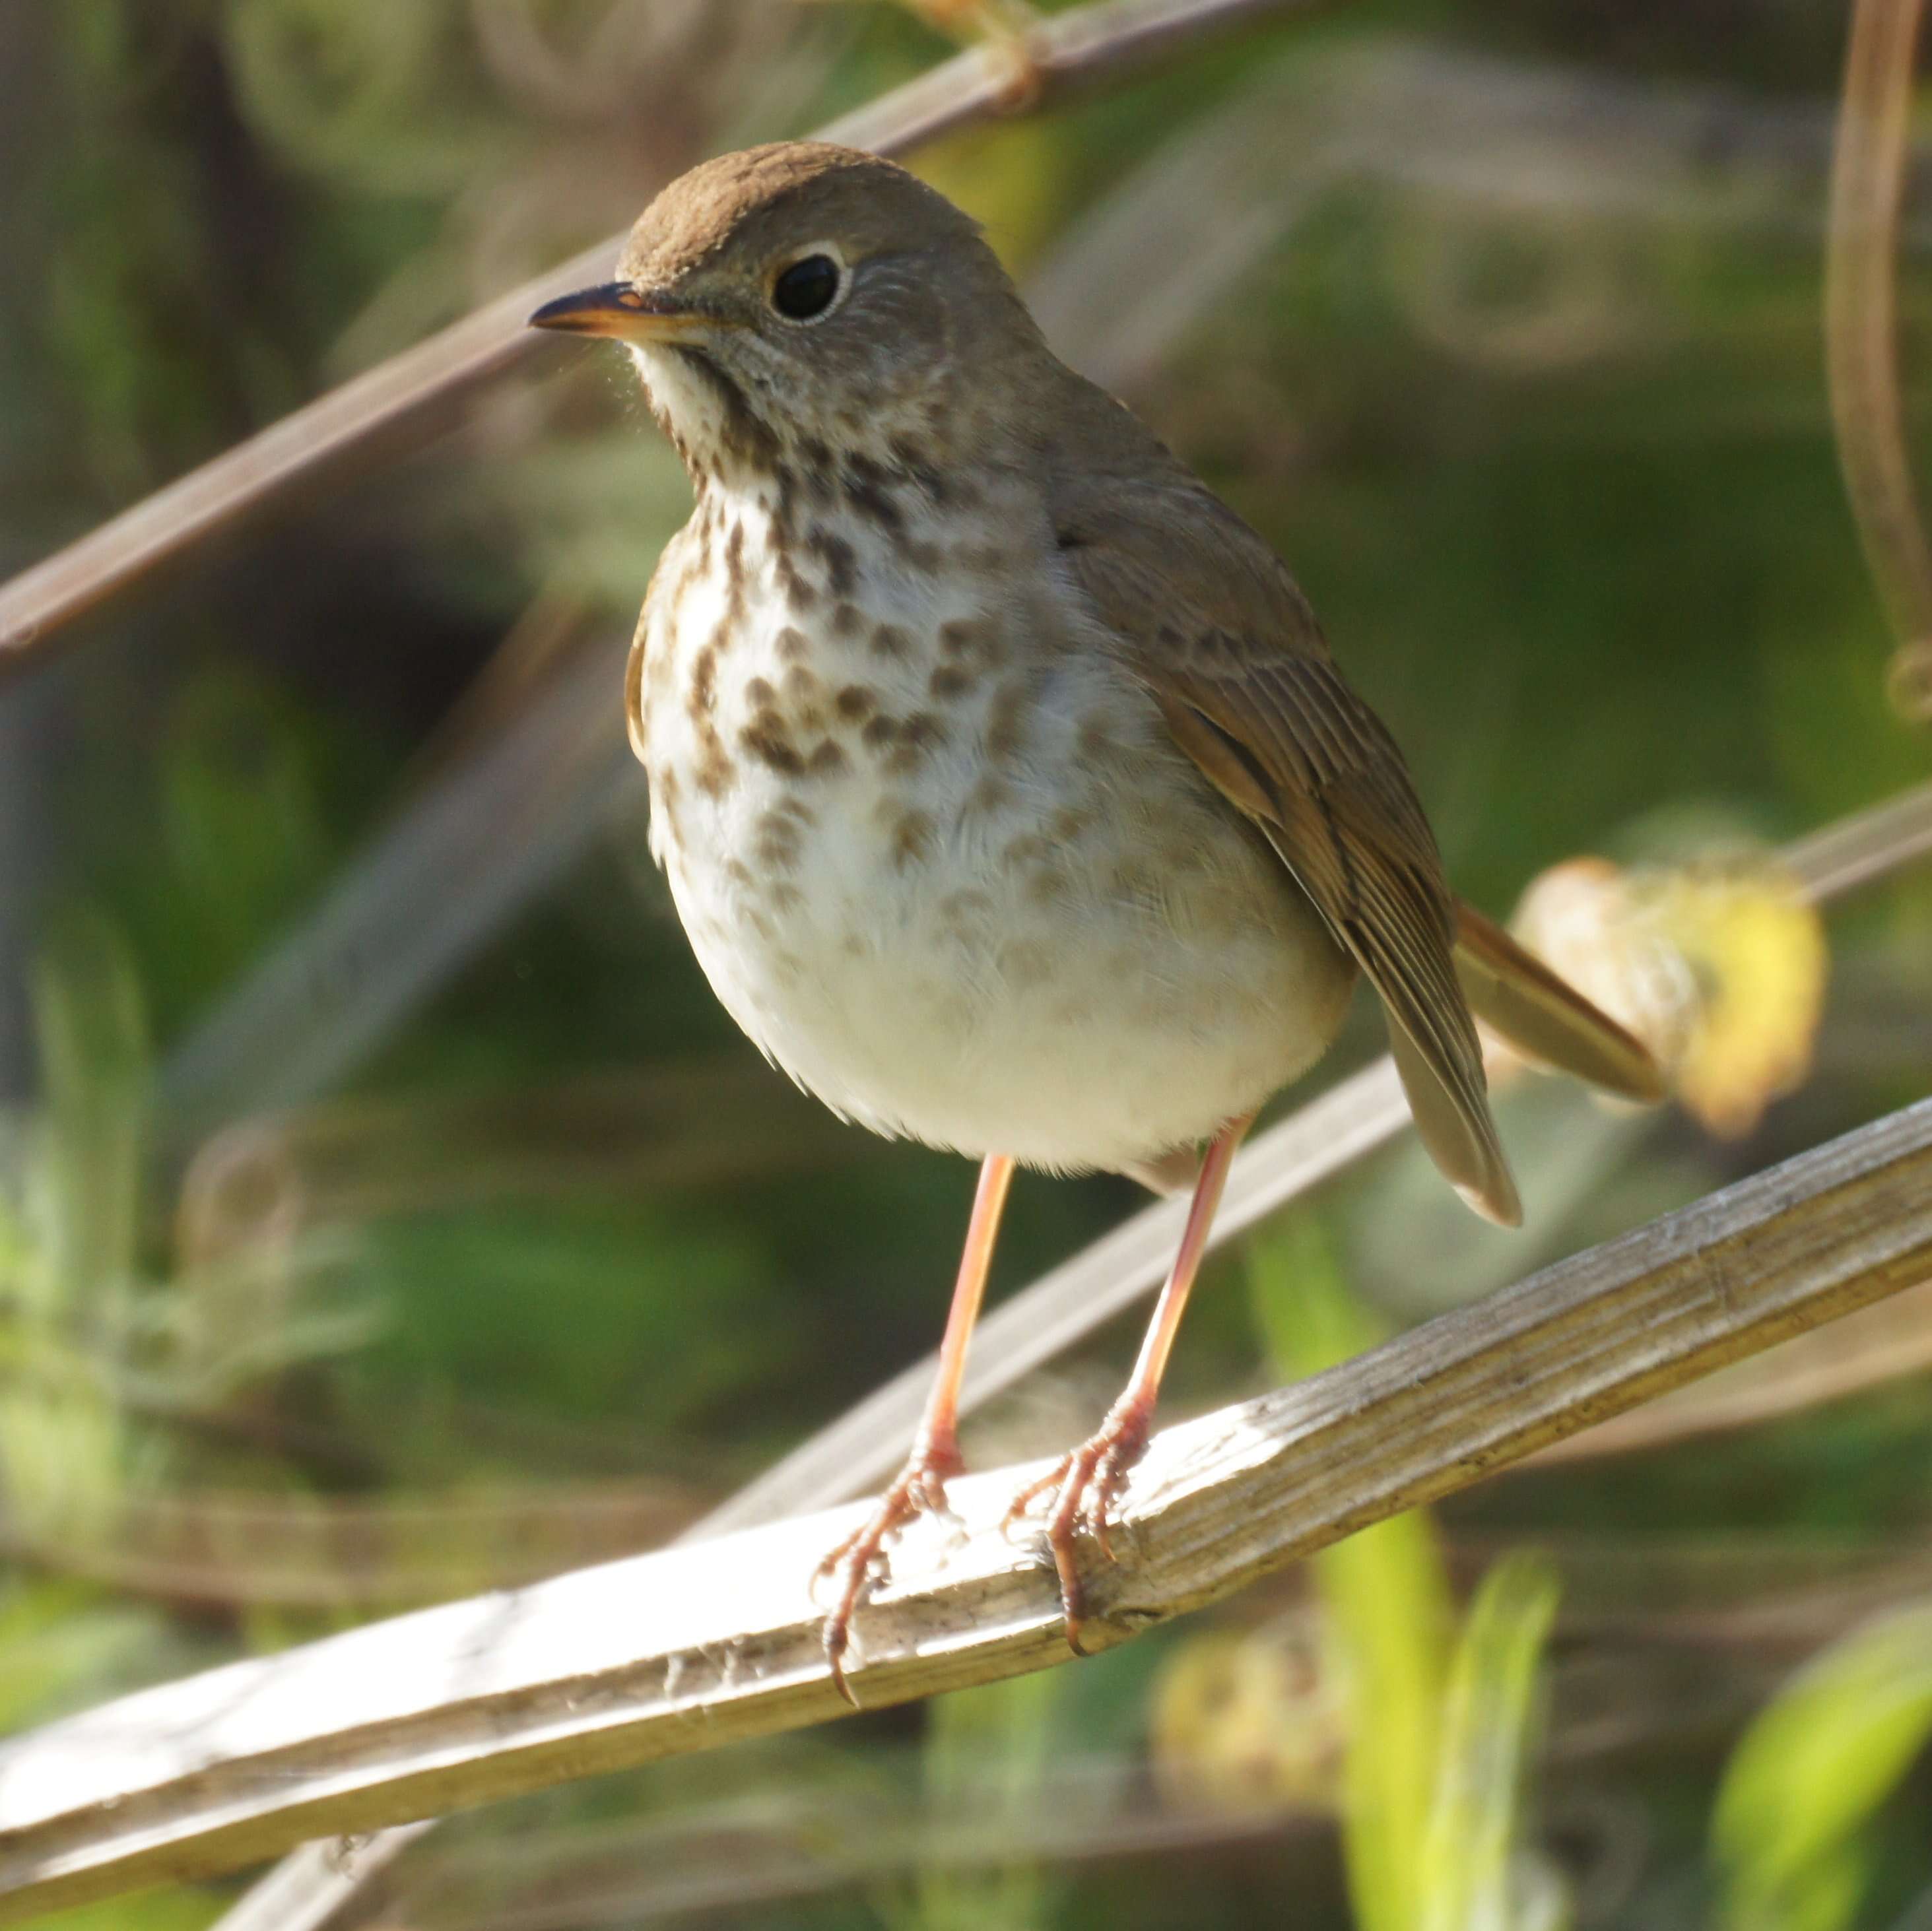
[1255, 1219, 1457, 1931]
[1252, 1224, 1566, 1931]
[1716, 1608, 1932, 1931]
[2, 0, 1931, 1926]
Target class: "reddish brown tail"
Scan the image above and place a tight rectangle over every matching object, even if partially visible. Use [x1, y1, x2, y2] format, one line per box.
[1452, 900, 1667, 1103]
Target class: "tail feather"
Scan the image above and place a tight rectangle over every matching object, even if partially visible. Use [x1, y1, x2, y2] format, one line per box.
[1387, 1014, 1523, 1227]
[1453, 899, 1667, 1103]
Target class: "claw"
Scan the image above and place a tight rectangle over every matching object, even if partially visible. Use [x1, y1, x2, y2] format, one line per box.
[817, 1440, 965, 1703]
[1005, 1404, 1152, 1654]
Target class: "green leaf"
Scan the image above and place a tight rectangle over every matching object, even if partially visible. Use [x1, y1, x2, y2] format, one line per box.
[29, 901, 150, 1305]
[1249, 1219, 1453, 1931]
[1715, 1605, 1932, 1931]
[877, 1671, 1063, 1931]
[1421, 1553, 1566, 1931]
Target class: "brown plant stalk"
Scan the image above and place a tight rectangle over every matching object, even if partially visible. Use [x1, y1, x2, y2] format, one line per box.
[1826, 0, 1932, 720]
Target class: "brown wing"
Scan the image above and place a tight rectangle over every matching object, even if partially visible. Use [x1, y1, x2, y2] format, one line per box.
[1052, 471, 1522, 1227]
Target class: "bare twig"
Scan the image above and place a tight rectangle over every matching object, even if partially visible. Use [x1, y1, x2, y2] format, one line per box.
[1, 1097, 1926, 1921]
[1825, 0, 1932, 716]
[1782, 776, 1932, 900]
[0, 0, 1325, 684]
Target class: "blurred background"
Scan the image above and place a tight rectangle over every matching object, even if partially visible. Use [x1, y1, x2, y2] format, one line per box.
[2, 0, 1931, 1926]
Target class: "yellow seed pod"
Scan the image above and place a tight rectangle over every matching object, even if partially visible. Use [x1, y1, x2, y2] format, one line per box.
[1510, 852, 1828, 1139]
[1148, 1616, 1345, 1815]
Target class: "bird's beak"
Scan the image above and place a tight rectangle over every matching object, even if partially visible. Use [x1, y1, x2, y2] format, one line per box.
[527, 281, 711, 343]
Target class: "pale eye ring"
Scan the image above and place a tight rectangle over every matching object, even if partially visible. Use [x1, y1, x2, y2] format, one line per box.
[770, 248, 844, 322]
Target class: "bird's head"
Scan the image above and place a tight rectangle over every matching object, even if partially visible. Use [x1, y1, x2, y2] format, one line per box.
[529, 142, 1034, 484]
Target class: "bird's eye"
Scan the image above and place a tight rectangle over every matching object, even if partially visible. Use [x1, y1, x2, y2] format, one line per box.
[772, 253, 840, 321]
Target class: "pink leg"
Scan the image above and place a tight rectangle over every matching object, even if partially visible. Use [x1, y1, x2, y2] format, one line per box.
[1006, 1115, 1253, 1652]
[818, 1153, 1016, 1701]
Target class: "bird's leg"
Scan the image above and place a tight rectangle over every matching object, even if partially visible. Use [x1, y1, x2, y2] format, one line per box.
[1005, 1113, 1253, 1653]
[817, 1152, 1016, 1702]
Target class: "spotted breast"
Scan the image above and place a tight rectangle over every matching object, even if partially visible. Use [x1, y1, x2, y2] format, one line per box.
[630, 454, 1354, 1176]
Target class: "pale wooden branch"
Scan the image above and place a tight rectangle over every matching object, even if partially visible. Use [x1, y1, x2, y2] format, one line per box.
[0, 0, 1325, 682]
[1, 1097, 1927, 1922]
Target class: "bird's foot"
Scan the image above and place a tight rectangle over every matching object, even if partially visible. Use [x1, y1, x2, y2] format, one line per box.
[1003, 1398, 1152, 1654]
[816, 1437, 966, 1705]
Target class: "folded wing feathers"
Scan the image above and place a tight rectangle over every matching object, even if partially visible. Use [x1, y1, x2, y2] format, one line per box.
[1053, 471, 1529, 1225]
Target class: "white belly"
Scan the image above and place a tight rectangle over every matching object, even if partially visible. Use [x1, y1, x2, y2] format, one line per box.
[636, 494, 1354, 1172]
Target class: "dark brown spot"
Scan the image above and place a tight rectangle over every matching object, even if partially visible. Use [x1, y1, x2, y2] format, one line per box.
[861, 713, 898, 751]
[843, 454, 904, 533]
[807, 525, 857, 597]
[754, 809, 803, 870]
[776, 627, 811, 663]
[1024, 865, 1073, 908]
[778, 555, 817, 612]
[888, 436, 952, 504]
[965, 773, 1015, 817]
[741, 719, 805, 775]
[652, 768, 684, 844]
[832, 601, 863, 639]
[891, 810, 935, 870]
[694, 742, 735, 799]
[807, 738, 848, 777]
[870, 623, 910, 661]
[986, 678, 1031, 764]
[884, 711, 948, 775]
[929, 663, 974, 700]
[745, 676, 777, 708]
[902, 538, 943, 573]
[687, 643, 719, 721]
[835, 684, 879, 723]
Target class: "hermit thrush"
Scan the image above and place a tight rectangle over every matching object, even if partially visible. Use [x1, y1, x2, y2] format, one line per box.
[531, 141, 1660, 1695]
